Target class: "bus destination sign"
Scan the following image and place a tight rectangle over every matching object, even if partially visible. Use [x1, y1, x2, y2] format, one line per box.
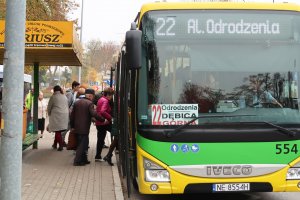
[145, 11, 293, 40]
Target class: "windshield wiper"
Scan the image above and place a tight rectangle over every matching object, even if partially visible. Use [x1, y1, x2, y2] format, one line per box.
[163, 114, 256, 138]
[243, 121, 296, 137]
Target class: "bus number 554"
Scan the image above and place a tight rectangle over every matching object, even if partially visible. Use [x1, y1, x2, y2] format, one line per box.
[276, 144, 298, 154]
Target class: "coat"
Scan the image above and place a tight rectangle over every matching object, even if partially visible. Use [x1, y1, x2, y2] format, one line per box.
[38, 99, 47, 119]
[25, 92, 33, 110]
[47, 91, 69, 132]
[95, 96, 112, 126]
[70, 97, 103, 135]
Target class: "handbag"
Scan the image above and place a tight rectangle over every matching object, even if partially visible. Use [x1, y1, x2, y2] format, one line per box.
[27, 121, 33, 134]
[67, 129, 77, 150]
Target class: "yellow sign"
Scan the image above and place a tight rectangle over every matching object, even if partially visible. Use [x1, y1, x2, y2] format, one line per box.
[0, 20, 74, 49]
[0, 118, 4, 129]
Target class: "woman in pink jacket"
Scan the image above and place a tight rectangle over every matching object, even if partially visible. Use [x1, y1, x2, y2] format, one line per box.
[95, 87, 114, 161]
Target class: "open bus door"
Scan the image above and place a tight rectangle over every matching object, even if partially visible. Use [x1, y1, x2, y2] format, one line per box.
[116, 24, 141, 198]
[115, 48, 132, 198]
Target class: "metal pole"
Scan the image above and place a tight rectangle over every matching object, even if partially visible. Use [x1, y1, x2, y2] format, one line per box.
[110, 67, 113, 88]
[0, 0, 26, 199]
[78, 0, 84, 83]
[80, 0, 84, 44]
[32, 62, 39, 149]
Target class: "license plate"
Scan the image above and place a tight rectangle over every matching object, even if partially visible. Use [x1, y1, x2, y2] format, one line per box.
[212, 183, 250, 192]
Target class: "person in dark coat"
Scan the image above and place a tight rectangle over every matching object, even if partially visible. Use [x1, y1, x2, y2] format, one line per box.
[70, 88, 104, 166]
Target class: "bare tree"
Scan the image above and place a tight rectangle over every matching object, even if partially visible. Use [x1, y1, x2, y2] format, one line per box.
[0, 0, 5, 19]
[47, 66, 59, 86]
[85, 39, 103, 69]
[84, 39, 120, 72]
[98, 41, 120, 72]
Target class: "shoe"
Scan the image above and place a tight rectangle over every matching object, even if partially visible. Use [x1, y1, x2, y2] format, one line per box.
[52, 144, 57, 149]
[103, 144, 109, 148]
[57, 147, 63, 151]
[73, 162, 85, 166]
[103, 154, 114, 166]
[95, 155, 102, 161]
[84, 160, 91, 165]
[63, 142, 67, 147]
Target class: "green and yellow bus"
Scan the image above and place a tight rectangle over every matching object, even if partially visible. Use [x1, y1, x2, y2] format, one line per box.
[114, 2, 300, 195]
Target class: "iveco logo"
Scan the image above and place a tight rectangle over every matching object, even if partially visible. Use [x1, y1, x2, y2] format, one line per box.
[207, 165, 252, 176]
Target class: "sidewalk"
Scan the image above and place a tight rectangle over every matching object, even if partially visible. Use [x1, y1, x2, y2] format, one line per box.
[21, 125, 124, 200]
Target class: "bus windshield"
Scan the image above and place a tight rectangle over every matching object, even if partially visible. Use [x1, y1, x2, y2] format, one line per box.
[138, 10, 300, 126]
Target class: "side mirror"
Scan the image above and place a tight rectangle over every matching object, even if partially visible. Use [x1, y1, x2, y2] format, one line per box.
[125, 22, 142, 70]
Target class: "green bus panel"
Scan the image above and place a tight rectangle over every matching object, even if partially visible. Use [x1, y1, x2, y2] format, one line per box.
[137, 134, 300, 166]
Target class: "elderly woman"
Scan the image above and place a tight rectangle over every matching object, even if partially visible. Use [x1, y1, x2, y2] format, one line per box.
[38, 91, 47, 137]
[47, 85, 69, 151]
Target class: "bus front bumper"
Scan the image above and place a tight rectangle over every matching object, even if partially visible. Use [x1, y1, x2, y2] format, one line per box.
[136, 145, 300, 194]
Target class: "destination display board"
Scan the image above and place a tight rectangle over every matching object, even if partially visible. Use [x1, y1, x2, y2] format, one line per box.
[143, 11, 294, 41]
[151, 104, 198, 125]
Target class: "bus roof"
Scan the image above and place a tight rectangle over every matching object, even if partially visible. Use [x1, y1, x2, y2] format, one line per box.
[139, 2, 300, 22]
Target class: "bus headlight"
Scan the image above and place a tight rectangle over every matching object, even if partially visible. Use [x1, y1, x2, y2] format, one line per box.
[286, 168, 300, 180]
[145, 169, 170, 182]
[144, 158, 170, 182]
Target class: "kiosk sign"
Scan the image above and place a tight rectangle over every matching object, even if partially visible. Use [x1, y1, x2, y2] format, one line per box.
[151, 104, 198, 125]
[0, 20, 73, 48]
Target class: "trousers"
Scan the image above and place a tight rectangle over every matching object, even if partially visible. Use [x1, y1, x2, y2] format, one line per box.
[74, 134, 89, 164]
[95, 124, 111, 157]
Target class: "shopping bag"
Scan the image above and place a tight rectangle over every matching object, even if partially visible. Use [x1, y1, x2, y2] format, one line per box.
[67, 129, 77, 150]
[27, 121, 33, 134]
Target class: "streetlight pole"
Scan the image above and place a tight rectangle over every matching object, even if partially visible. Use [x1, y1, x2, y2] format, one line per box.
[0, 0, 26, 199]
[78, 0, 84, 83]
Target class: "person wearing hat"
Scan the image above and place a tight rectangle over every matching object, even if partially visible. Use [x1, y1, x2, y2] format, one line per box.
[95, 87, 115, 163]
[70, 88, 105, 166]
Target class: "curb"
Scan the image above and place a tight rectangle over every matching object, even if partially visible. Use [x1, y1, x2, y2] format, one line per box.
[112, 154, 124, 200]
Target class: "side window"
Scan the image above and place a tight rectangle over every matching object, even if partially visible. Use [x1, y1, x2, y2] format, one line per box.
[147, 41, 159, 104]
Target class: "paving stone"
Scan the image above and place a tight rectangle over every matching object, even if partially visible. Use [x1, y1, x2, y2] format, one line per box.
[22, 125, 119, 200]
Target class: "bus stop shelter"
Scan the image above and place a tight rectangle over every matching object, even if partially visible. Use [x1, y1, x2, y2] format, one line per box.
[0, 20, 82, 148]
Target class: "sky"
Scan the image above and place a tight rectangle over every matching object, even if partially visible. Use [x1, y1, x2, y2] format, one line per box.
[71, 0, 300, 44]
[72, 0, 156, 44]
